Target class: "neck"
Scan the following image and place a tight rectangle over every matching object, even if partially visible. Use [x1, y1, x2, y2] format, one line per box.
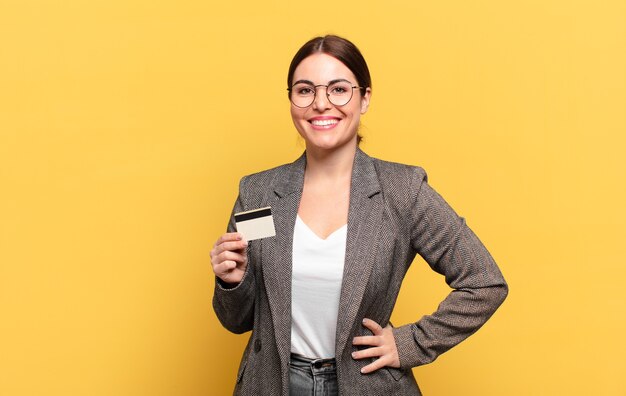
[304, 142, 357, 181]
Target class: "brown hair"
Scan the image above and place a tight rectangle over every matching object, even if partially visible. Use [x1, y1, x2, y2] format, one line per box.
[287, 35, 372, 144]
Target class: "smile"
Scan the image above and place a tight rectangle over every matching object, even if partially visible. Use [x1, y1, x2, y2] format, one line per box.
[309, 118, 340, 130]
[311, 119, 338, 126]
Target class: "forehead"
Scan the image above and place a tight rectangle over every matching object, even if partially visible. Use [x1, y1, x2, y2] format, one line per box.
[292, 53, 357, 84]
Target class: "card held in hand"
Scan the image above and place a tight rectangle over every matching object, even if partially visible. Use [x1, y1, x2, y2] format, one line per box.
[234, 206, 276, 241]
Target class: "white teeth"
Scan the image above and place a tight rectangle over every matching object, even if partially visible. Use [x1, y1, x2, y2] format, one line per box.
[311, 119, 338, 126]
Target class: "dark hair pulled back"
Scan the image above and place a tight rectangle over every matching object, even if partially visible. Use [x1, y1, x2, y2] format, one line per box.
[287, 35, 371, 96]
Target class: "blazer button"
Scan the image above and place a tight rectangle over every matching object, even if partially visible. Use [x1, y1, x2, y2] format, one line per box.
[254, 339, 262, 353]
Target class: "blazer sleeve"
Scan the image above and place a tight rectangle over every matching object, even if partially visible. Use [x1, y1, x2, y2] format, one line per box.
[212, 176, 256, 334]
[392, 168, 509, 368]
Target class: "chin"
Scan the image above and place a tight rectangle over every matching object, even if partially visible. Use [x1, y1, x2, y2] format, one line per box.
[297, 123, 357, 151]
[306, 136, 356, 152]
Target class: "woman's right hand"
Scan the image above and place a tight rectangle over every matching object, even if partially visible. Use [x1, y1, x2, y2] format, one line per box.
[210, 232, 248, 285]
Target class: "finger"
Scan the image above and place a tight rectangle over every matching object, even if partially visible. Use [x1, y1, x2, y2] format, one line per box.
[361, 318, 384, 335]
[352, 335, 380, 346]
[211, 257, 248, 272]
[211, 241, 248, 256]
[216, 232, 244, 245]
[214, 260, 238, 276]
[351, 346, 384, 360]
[213, 240, 248, 256]
[216, 238, 248, 252]
[360, 356, 389, 374]
[218, 240, 248, 254]
[215, 251, 247, 265]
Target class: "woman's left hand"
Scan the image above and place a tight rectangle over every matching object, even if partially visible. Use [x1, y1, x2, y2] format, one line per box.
[351, 318, 401, 374]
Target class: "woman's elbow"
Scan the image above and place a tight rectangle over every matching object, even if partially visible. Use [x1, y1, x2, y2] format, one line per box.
[493, 281, 509, 308]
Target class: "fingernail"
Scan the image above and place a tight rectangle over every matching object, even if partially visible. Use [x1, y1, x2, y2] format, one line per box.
[351, 352, 356, 358]
[362, 318, 367, 324]
[360, 368, 366, 374]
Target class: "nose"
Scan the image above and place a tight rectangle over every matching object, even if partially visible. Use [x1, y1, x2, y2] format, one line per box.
[312, 86, 332, 111]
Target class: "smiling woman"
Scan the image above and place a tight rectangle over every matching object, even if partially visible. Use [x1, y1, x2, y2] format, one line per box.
[288, 53, 371, 157]
[210, 35, 508, 396]
[287, 36, 372, 146]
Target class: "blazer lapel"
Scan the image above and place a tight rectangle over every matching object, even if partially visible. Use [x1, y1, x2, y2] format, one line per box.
[262, 153, 306, 371]
[335, 149, 383, 359]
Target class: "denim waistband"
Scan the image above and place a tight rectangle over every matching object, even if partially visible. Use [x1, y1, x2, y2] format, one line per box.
[290, 353, 337, 370]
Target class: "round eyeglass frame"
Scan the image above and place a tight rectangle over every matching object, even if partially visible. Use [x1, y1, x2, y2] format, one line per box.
[287, 82, 364, 108]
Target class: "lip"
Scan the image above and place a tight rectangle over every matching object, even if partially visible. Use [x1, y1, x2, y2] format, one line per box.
[308, 116, 341, 130]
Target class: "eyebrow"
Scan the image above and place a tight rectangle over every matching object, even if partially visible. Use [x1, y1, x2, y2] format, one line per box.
[292, 78, 352, 86]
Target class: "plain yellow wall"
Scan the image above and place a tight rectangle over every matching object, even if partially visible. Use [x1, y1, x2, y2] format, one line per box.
[1, 0, 625, 395]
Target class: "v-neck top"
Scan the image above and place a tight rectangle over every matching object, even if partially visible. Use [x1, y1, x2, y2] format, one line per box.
[290, 215, 348, 359]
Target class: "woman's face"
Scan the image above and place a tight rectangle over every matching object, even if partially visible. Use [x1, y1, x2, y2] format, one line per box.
[289, 53, 371, 153]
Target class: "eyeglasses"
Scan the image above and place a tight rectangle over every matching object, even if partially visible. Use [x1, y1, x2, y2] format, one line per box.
[287, 80, 363, 108]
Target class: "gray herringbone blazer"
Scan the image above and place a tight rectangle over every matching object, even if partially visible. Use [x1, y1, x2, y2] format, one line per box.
[213, 148, 508, 395]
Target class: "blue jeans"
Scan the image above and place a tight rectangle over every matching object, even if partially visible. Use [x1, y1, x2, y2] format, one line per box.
[289, 353, 338, 396]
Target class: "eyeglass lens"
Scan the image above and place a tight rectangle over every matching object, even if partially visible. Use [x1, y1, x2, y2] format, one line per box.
[289, 82, 356, 108]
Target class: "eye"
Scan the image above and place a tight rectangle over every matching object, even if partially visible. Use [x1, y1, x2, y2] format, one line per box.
[329, 84, 350, 95]
[293, 84, 315, 96]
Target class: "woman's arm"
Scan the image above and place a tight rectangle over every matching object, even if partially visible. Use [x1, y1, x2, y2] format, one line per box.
[392, 168, 509, 368]
[211, 178, 256, 334]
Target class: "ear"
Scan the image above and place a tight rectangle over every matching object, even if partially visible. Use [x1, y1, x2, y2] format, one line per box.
[360, 87, 372, 114]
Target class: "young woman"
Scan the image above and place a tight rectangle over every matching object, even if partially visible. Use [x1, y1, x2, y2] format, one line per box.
[211, 35, 508, 396]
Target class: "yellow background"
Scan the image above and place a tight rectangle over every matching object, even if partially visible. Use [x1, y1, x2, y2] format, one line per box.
[1, 0, 625, 394]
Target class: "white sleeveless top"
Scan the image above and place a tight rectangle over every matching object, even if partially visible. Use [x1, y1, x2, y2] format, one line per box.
[290, 215, 347, 359]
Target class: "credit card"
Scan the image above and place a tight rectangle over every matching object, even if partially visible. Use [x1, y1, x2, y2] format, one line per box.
[234, 206, 276, 241]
